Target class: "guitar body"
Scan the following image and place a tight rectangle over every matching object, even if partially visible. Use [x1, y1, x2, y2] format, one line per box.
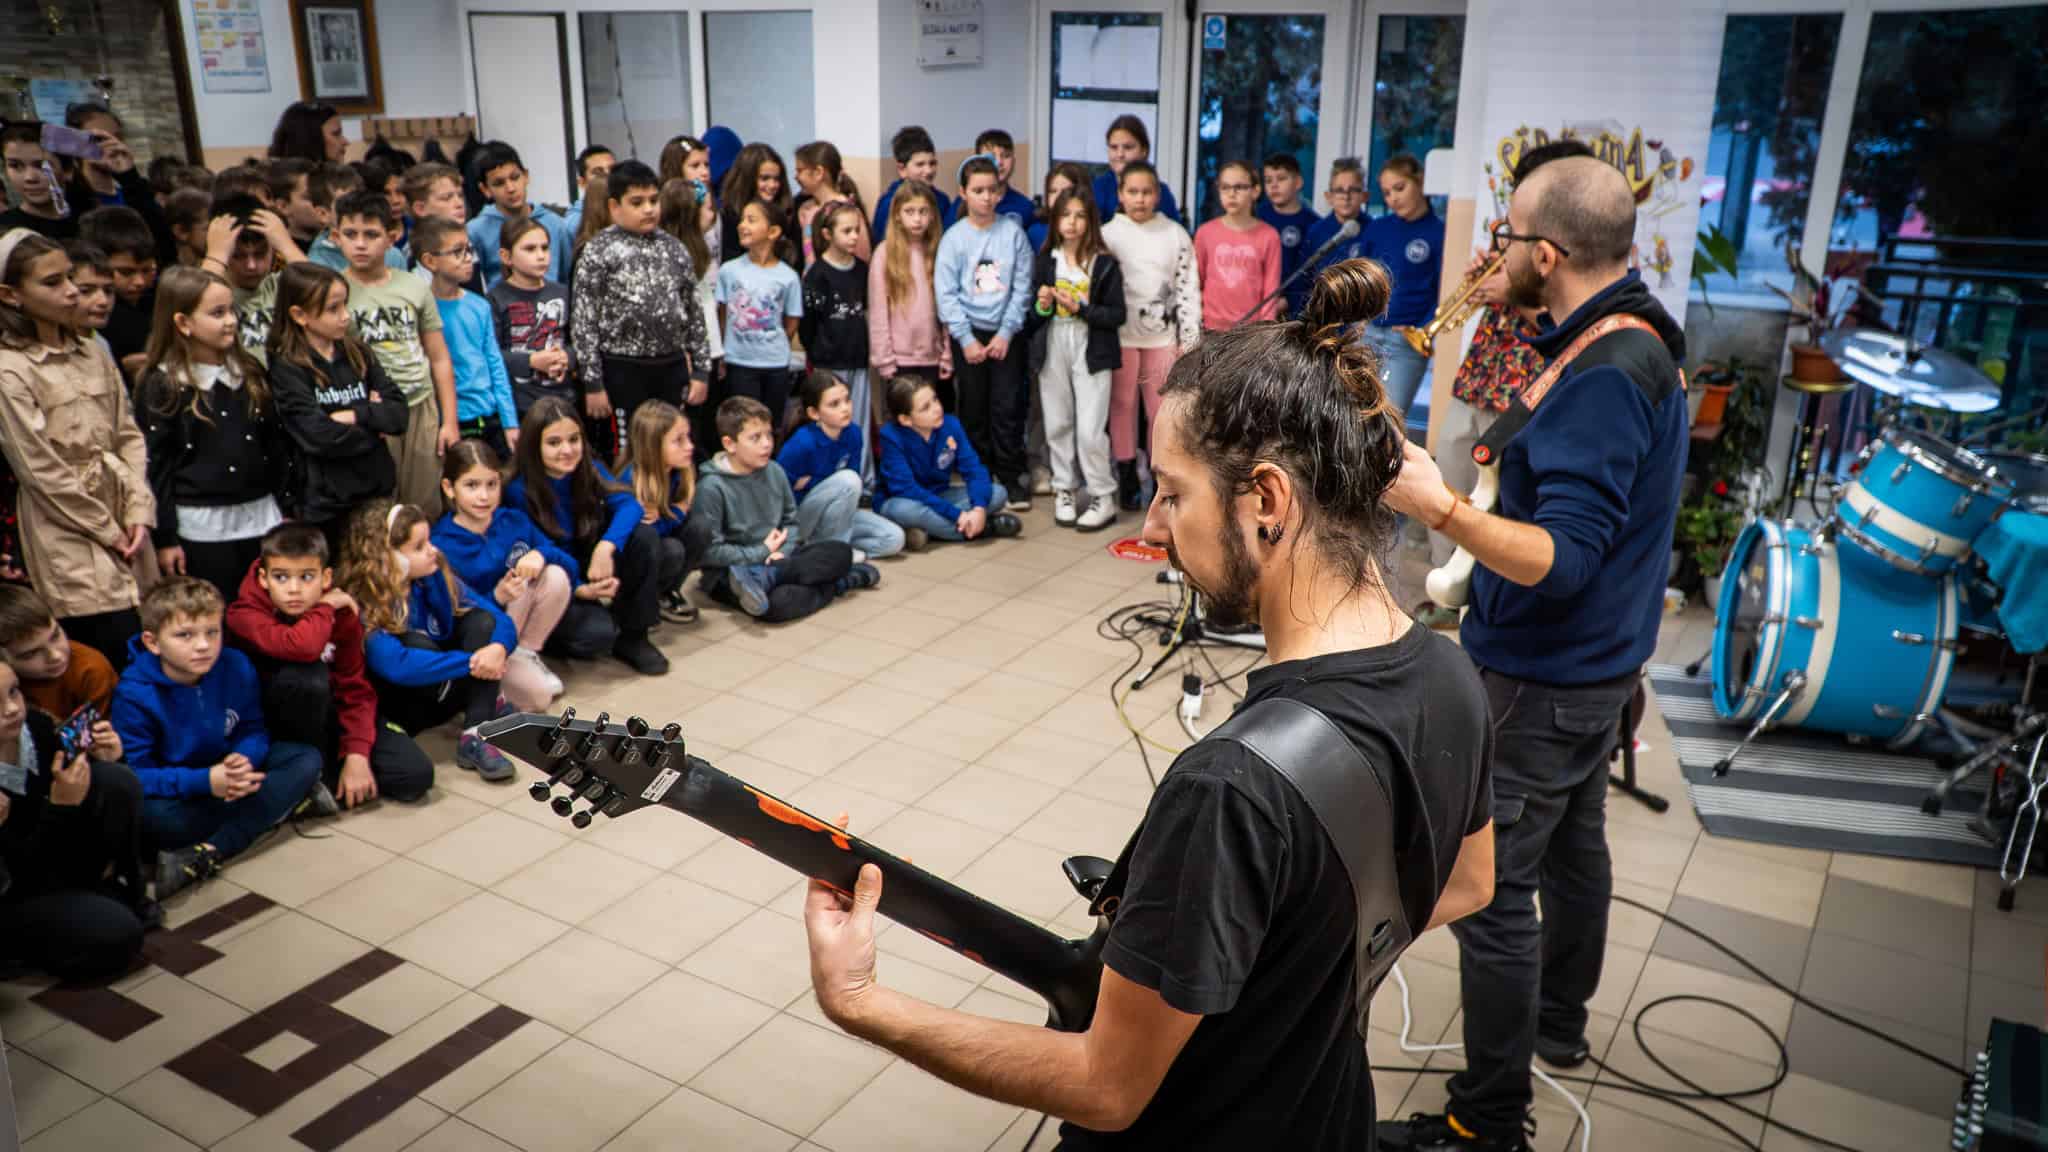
[1424, 462, 1498, 608]
[480, 712, 1111, 1031]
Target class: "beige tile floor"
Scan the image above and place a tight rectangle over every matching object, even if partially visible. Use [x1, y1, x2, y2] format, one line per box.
[2, 504, 2023, 1151]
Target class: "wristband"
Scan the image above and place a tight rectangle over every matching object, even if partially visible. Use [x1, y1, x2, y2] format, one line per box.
[1034, 300, 1054, 316]
[1428, 484, 1466, 532]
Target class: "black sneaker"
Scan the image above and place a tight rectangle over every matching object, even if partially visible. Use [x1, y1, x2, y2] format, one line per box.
[294, 779, 341, 819]
[988, 513, 1023, 538]
[1116, 461, 1142, 511]
[613, 630, 670, 675]
[834, 562, 881, 595]
[155, 844, 223, 901]
[1377, 1111, 1533, 1152]
[660, 588, 699, 624]
[1535, 1031, 1590, 1069]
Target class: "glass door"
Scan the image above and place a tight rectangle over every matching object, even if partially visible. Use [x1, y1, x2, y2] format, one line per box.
[1039, 1, 1181, 192]
[1184, 3, 1351, 224]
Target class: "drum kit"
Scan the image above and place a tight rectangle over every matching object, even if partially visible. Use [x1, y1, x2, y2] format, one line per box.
[1702, 330, 2047, 904]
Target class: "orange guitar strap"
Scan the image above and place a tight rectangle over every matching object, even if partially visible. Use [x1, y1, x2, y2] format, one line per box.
[1471, 313, 1670, 466]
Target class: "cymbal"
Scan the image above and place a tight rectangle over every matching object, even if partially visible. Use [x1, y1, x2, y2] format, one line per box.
[1820, 329, 2001, 413]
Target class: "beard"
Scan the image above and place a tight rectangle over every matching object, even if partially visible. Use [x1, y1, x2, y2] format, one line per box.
[1168, 516, 1263, 630]
[1505, 254, 1547, 311]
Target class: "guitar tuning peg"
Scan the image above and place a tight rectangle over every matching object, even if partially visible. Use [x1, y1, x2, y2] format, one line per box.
[548, 708, 577, 757]
[627, 715, 649, 738]
[528, 779, 553, 803]
[661, 722, 682, 742]
[551, 794, 575, 818]
[559, 707, 577, 724]
[571, 806, 596, 829]
[593, 712, 611, 732]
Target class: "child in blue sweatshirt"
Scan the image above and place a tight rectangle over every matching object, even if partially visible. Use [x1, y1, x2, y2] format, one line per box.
[778, 373, 906, 560]
[936, 155, 1036, 505]
[416, 216, 518, 458]
[111, 578, 322, 899]
[618, 401, 711, 624]
[338, 499, 540, 782]
[432, 440, 583, 690]
[504, 396, 668, 675]
[870, 126, 956, 244]
[875, 375, 1022, 548]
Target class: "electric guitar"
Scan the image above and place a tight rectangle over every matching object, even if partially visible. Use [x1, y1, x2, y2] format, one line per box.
[480, 710, 1112, 1031]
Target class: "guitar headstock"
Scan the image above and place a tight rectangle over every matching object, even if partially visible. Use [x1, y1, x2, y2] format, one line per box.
[477, 709, 688, 829]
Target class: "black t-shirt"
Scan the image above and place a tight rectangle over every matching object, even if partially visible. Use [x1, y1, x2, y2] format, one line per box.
[1059, 623, 1492, 1151]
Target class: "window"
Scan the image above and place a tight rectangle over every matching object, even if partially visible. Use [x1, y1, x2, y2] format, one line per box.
[1048, 11, 1165, 179]
[1697, 12, 1841, 297]
[704, 10, 814, 158]
[579, 13, 692, 165]
[1365, 14, 1463, 215]
[1191, 14, 1324, 224]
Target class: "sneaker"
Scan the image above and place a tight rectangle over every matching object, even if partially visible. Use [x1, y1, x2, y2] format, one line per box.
[1031, 467, 1054, 496]
[1053, 490, 1078, 527]
[851, 548, 868, 565]
[456, 731, 517, 781]
[903, 526, 930, 552]
[515, 647, 565, 695]
[1377, 1111, 1533, 1152]
[834, 562, 881, 595]
[154, 844, 223, 901]
[1007, 482, 1034, 512]
[728, 564, 777, 617]
[612, 630, 670, 675]
[988, 512, 1023, 538]
[1535, 1031, 1590, 1070]
[660, 589, 699, 625]
[295, 779, 341, 819]
[1116, 461, 1142, 511]
[1076, 497, 1118, 533]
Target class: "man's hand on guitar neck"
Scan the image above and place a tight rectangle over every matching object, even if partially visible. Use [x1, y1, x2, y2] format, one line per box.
[1386, 440, 1557, 588]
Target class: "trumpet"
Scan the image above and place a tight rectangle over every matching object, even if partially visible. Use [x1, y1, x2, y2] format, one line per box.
[1396, 254, 1505, 359]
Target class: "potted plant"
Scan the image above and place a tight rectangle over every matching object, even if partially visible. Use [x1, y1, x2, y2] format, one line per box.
[1782, 242, 1849, 383]
[1691, 225, 1740, 317]
[1676, 490, 1745, 602]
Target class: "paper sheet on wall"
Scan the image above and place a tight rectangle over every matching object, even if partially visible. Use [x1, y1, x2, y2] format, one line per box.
[29, 79, 98, 125]
[1051, 99, 1158, 165]
[194, 0, 271, 95]
[1057, 23, 1160, 91]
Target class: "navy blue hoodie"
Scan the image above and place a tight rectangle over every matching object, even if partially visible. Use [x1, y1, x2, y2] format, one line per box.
[1461, 271, 1688, 685]
[364, 570, 519, 686]
[504, 463, 643, 551]
[876, 414, 992, 521]
[777, 422, 863, 505]
[432, 507, 584, 589]
[112, 639, 269, 798]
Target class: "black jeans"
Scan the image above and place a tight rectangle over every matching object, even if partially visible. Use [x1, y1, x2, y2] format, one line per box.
[951, 327, 1029, 483]
[459, 415, 512, 463]
[1447, 666, 1638, 1139]
[599, 353, 689, 465]
[371, 611, 502, 735]
[180, 536, 265, 608]
[708, 540, 853, 624]
[265, 661, 436, 802]
[659, 518, 712, 596]
[59, 608, 143, 675]
[0, 761, 146, 982]
[572, 522, 661, 637]
[724, 364, 794, 441]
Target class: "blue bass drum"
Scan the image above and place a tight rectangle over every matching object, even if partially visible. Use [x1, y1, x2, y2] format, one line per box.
[1712, 519, 1958, 747]
[1834, 427, 2011, 576]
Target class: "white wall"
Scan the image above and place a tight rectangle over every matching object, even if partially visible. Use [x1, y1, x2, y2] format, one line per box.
[181, 0, 463, 153]
[877, 0, 1035, 168]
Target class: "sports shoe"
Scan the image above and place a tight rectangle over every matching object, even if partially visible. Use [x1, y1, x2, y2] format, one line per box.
[515, 647, 564, 695]
[834, 562, 881, 596]
[728, 564, 777, 617]
[1377, 1111, 1534, 1152]
[1031, 466, 1054, 496]
[1117, 461, 1143, 511]
[903, 526, 930, 552]
[1007, 482, 1034, 512]
[1535, 1031, 1590, 1069]
[851, 548, 869, 565]
[456, 731, 517, 781]
[1053, 490, 1078, 526]
[612, 630, 670, 675]
[660, 589, 699, 624]
[1076, 497, 1117, 533]
[988, 512, 1023, 538]
[295, 779, 341, 819]
[155, 844, 223, 900]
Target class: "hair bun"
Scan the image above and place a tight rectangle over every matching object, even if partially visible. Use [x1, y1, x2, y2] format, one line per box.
[1300, 258, 1392, 331]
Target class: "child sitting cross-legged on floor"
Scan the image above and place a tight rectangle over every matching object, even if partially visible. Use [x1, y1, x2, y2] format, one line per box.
[111, 576, 323, 899]
[694, 395, 877, 622]
[875, 374, 1022, 549]
[776, 371, 905, 561]
[226, 521, 435, 811]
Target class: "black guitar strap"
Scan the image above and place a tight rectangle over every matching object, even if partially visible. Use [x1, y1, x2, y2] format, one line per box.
[1088, 697, 1432, 1039]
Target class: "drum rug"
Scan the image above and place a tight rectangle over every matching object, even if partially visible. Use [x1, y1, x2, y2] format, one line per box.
[1646, 663, 2002, 868]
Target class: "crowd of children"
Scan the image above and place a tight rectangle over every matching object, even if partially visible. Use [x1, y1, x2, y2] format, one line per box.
[0, 96, 1443, 981]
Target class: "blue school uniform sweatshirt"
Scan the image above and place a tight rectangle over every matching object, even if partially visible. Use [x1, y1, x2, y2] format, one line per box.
[468, 202, 577, 287]
[1363, 210, 1446, 328]
[432, 507, 584, 590]
[995, 187, 1035, 233]
[1092, 171, 1182, 225]
[877, 415, 992, 520]
[112, 641, 269, 798]
[872, 179, 956, 244]
[1462, 272, 1689, 686]
[435, 290, 517, 427]
[935, 216, 1034, 345]
[776, 422, 862, 505]
[364, 571, 519, 687]
[1257, 200, 1322, 314]
[615, 464, 690, 539]
[504, 464, 643, 551]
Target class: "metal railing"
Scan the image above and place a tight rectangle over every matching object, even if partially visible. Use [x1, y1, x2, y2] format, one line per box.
[1857, 235, 2048, 432]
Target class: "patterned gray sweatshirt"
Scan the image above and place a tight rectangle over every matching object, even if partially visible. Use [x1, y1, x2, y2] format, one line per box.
[570, 225, 711, 396]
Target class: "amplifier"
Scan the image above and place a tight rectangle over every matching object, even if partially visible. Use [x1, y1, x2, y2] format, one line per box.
[1961, 1018, 2048, 1151]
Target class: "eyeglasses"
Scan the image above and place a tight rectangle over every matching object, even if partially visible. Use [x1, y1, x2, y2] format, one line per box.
[1328, 184, 1364, 197]
[436, 245, 476, 260]
[1491, 222, 1570, 259]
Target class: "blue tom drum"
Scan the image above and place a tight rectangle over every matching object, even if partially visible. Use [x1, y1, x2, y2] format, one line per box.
[1713, 519, 1959, 747]
[1833, 427, 2012, 576]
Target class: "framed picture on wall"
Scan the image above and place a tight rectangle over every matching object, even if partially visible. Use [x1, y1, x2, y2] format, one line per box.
[289, 0, 382, 113]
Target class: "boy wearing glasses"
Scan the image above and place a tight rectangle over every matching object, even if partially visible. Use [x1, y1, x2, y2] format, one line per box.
[1299, 157, 1370, 291]
[336, 189, 460, 515]
[415, 216, 517, 459]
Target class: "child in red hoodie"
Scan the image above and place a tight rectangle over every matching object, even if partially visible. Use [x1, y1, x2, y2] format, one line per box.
[225, 521, 433, 807]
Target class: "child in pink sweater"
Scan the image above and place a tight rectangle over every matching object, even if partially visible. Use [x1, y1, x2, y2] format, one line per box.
[1194, 160, 1282, 331]
[866, 180, 953, 413]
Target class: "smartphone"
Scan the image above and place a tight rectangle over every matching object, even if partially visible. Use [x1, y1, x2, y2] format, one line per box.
[40, 123, 104, 163]
[58, 704, 100, 758]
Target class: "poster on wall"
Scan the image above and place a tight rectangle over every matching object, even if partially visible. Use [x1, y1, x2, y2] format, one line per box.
[195, 0, 272, 95]
[918, 0, 983, 68]
[290, 0, 382, 113]
[29, 79, 100, 123]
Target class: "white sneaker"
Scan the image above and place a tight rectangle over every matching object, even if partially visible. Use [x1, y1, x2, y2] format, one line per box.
[852, 548, 868, 564]
[1076, 497, 1118, 532]
[516, 648, 563, 697]
[1031, 467, 1054, 496]
[1054, 490, 1078, 526]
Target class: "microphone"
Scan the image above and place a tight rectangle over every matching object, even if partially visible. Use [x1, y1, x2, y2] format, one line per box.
[1236, 217, 1362, 327]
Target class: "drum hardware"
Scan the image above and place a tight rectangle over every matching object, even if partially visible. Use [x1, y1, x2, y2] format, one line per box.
[1892, 630, 1962, 651]
[1713, 669, 1807, 776]
[1997, 721, 2048, 912]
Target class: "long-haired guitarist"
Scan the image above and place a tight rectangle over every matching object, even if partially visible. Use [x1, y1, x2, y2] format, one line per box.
[1378, 156, 1689, 1152]
[804, 260, 1498, 1149]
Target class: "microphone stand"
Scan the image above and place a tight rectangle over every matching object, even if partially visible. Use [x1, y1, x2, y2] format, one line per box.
[1234, 219, 1362, 327]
